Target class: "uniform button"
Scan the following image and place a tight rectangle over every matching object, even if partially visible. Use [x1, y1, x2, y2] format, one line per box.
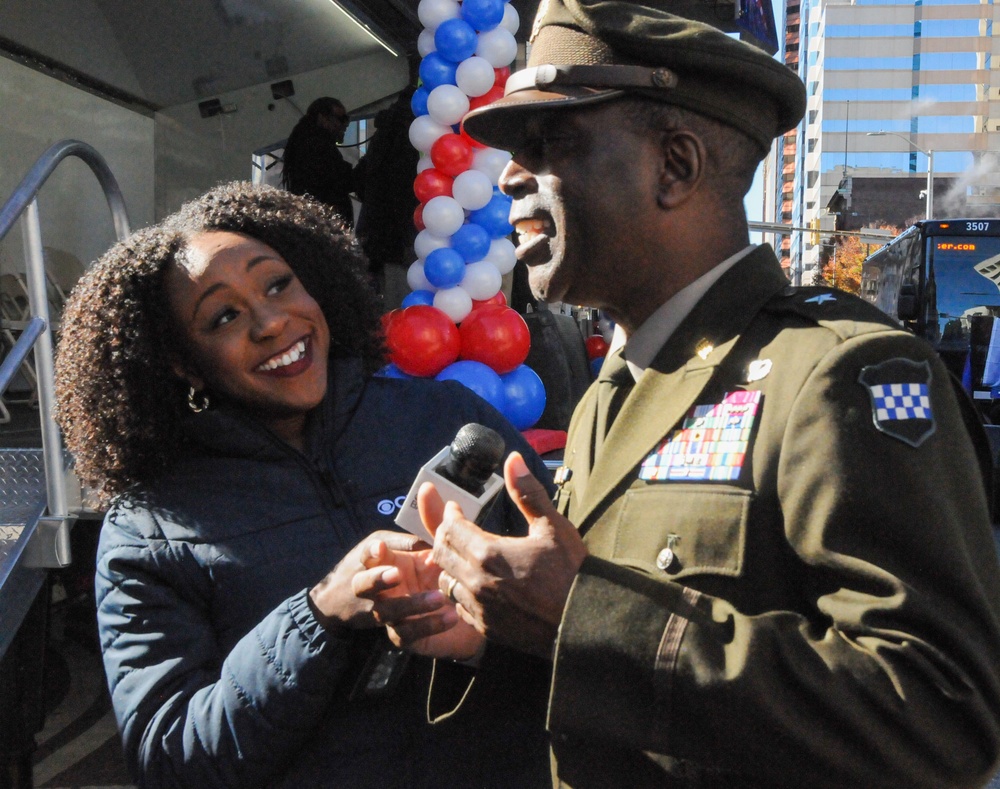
[656, 548, 675, 570]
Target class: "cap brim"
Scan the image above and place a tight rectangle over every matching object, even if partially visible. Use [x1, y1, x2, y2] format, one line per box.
[462, 87, 623, 152]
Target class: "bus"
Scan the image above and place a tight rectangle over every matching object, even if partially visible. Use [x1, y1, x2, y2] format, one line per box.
[860, 219, 1000, 414]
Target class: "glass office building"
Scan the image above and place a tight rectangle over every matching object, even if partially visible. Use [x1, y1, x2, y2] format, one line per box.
[774, 0, 1000, 283]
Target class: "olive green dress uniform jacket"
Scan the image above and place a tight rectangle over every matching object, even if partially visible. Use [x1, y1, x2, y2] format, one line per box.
[549, 246, 1000, 788]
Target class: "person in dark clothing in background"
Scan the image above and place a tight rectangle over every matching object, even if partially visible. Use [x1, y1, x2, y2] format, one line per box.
[281, 97, 357, 228]
[354, 86, 420, 309]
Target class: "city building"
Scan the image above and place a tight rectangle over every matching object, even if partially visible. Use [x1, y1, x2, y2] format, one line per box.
[768, 0, 1000, 284]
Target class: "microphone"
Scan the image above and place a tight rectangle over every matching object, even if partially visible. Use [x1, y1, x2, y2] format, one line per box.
[395, 423, 506, 543]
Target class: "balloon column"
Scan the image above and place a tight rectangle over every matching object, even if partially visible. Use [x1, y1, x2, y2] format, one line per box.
[380, 0, 546, 431]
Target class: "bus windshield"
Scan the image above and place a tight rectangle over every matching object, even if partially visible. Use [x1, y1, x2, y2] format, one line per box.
[928, 234, 1000, 386]
[931, 238, 1000, 333]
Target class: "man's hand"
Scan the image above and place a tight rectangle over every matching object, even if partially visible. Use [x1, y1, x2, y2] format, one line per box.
[423, 451, 588, 660]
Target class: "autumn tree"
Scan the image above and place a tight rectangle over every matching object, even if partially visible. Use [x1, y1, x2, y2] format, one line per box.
[820, 225, 900, 295]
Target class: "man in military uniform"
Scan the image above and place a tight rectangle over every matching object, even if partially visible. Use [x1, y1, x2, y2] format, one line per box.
[378, 1, 1000, 785]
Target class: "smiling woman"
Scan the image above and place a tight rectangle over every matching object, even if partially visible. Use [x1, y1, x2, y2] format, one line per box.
[51, 182, 554, 789]
[165, 231, 333, 450]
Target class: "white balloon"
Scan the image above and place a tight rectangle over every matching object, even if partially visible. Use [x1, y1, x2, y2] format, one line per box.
[422, 196, 466, 237]
[407, 260, 434, 292]
[416, 155, 434, 173]
[434, 286, 473, 323]
[472, 146, 513, 184]
[409, 115, 451, 153]
[417, 0, 460, 30]
[455, 56, 495, 98]
[484, 237, 517, 275]
[414, 228, 452, 260]
[476, 28, 517, 68]
[427, 84, 471, 127]
[451, 169, 494, 211]
[461, 260, 503, 300]
[500, 3, 519, 34]
[417, 28, 437, 56]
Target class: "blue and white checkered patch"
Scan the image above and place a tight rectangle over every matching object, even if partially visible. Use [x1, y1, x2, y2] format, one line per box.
[859, 359, 936, 447]
[869, 383, 931, 421]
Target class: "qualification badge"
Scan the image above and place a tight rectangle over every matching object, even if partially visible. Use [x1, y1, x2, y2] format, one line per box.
[858, 358, 935, 447]
[639, 390, 762, 481]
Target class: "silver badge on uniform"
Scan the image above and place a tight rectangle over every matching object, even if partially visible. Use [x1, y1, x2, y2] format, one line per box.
[858, 358, 935, 447]
[747, 359, 772, 382]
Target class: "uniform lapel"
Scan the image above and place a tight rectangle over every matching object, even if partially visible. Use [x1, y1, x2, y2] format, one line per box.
[563, 382, 599, 517]
[573, 247, 790, 532]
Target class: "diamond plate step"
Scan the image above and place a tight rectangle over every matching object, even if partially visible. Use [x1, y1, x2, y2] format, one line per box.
[0, 449, 49, 660]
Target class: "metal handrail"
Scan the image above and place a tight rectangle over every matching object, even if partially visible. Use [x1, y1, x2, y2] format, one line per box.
[0, 140, 131, 535]
[0, 317, 45, 397]
[0, 139, 130, 241]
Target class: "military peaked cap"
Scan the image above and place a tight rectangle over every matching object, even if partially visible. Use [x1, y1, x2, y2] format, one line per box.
[462, 0, 807, 152]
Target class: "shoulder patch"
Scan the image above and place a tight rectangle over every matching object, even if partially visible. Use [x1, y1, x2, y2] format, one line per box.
[858, 358, 935, 447]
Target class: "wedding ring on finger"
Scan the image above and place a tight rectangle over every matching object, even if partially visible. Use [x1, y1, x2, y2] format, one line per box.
[445, 575, 460, 603]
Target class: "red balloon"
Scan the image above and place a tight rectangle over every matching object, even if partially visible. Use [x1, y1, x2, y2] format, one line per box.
[493, 66, 510, 88]
[585, 334, 610, 361]
[413, 203, 425, 232]
[469, 85, 504, 112]
[430, 133, 474, 177]
[471, 291, 507, 311]
[413, 168, 454, 203]
[387, 305, 461, 377]
[459, 305, 530, 374]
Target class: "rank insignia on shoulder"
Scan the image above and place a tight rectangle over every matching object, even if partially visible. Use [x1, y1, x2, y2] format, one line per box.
[639, 390, 761, 481]
[858, 358, 935, 447]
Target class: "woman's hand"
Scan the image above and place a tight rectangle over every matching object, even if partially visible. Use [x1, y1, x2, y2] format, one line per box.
[308, 530, 446, 634]
[352, 541, 486, 661]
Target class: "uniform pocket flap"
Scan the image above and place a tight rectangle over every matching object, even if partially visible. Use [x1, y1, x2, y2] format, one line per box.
[612, 485, 751, 579]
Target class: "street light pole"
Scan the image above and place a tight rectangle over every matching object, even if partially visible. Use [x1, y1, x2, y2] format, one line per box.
[866, 130, 934, 219]
[924, 149, 934, 221]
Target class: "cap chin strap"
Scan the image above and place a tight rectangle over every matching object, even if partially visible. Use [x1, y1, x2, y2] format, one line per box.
[504, 64, 679, 96]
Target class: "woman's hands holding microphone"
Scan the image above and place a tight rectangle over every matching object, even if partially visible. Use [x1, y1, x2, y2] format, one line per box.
[353, 451, 588, 661]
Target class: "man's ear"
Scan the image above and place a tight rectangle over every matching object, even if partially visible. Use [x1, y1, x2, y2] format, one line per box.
[656, 129, 706, 210]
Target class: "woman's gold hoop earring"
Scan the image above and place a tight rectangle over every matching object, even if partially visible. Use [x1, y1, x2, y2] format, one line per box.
[187, 387, 210, 413]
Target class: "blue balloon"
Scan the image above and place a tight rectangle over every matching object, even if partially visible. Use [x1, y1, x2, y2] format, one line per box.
[419, 52, 458, 90]
[590, 356, 604, 379]
[501, 365, 546, 430]
[423, 248, 466, 288]
[410, 86, 429, 117]
[469, 193, 515, 238]
[450, 222, 492, 262]
[434, 18, 478, 63]
[376, 363, 413, 380]
[461, 0, 504, 31]
[402, 289, 436, 308]
[436, 361, 506, 413]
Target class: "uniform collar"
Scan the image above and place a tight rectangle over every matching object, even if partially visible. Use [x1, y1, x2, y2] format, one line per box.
[609, 245, 756, 382]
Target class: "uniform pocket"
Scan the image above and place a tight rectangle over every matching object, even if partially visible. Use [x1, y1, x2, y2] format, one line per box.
[612, 485, 751, 580]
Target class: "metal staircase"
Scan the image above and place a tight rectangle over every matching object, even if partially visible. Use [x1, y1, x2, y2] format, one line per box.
[0, 140, 130, 660]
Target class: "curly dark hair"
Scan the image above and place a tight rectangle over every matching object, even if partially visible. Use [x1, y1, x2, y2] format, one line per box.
[54, 181, 384, 504]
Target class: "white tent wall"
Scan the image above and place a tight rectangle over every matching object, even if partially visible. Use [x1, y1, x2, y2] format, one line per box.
[0, 56, 155, 278]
